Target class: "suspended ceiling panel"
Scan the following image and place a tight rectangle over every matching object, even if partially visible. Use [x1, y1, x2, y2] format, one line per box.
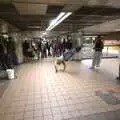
[62, 4, 81, 12]
[14, 3, 48, 15]
[13, 0, 84, 6]
[13, 0, 69, 5]
[87, 0, 108, 6]
[12, 0, 120, 7]
[0, 0, 11, 3]
[106, 0, 120, 8]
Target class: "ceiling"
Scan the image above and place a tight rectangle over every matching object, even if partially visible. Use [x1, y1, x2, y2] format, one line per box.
[1, 0, 120, 33]
[82, 19, 120, 34]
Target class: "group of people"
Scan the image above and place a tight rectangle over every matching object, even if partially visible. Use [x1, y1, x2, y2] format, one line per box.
[22, 38, 73, 62]
[52, 39, 73, 57]
[55, 35, 104, 72]
[0, 36, 18, 75]
[22, 35, 104, 72]
[22, 39, 53, 62]
[0, 35, 104, 77]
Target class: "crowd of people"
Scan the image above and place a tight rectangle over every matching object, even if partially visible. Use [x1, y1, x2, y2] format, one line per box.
[22, 38, 73, 62]
[0, 35, 105, 79]
[0, 35, 103, 70]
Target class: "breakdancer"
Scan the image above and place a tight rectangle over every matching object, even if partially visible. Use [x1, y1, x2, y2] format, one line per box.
[55, 46, 82, 72]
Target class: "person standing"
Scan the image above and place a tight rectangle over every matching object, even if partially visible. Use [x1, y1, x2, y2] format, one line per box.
[6, 37, 18, 79]
[47, 41, 52, 57]
[37, 40, 42, 59]
[6, 37, 18, 68]
[41, 40, 47, 58]
[90, 35, 104, 69]
[22, 40, 30, 62]
[62, 39, 67, 53]
[0, 37, 7, 70]
[66, 40, 72, 50]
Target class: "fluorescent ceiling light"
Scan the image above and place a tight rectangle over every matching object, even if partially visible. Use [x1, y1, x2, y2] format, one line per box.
[85, 37, 90, 40]
[48, 12, 72, 31]
[46, 12, 65, 31]
[84, 36, 97, 37]
[46, 12, 72, 31]
[50, 12, 65, 26]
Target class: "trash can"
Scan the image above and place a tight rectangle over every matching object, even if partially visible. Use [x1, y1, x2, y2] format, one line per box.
[6, 69, 15, 80]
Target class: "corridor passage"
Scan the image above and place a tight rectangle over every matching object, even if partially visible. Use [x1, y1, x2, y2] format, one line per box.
[0, 59, 120, 120]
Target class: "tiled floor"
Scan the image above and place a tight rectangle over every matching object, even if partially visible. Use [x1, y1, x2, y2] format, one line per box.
[0, 71, 9, 98]
[0, 80, 10, 98]
[0, 59, 120, 120]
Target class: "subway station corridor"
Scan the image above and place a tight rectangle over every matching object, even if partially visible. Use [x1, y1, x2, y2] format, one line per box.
[0, 59, 120, 120]
[0, 0, 120, 120]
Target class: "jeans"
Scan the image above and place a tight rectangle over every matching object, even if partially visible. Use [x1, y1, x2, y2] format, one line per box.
[92, 51, 102, 67]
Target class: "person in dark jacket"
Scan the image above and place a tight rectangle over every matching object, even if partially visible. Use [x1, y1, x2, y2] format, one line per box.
[22, 40, 30, 62]
[66, 40, 72, 50]
[47, 41, 52, 57]
[37, 40, 42, 59]
[6, 37, 18, 67]
[62, 39, 67, 53]
[90, 35, 104, 69]
[0, 39, 7, 70]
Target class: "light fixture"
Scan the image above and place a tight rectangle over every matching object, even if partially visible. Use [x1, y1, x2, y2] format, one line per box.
[3, 34, 8, 38]
[46, 12, 65, 31]
[46, 12, 72, 31]
[92, 37, 96, 40]
[42, 31, 47, 35]
[50, 12, 65, 26]
[85, 37, 90, 40]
